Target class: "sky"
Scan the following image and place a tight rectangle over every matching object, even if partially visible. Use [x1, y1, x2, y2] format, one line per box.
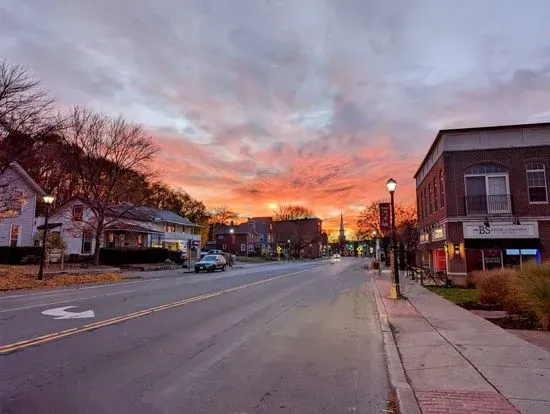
[2, 0, 550, 232]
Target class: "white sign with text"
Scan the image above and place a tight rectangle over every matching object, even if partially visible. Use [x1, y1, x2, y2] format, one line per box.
[463, 221, 539, 239]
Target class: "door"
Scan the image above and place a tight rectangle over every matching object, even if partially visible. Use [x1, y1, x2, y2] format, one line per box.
[465, 176, 487, 214]
[487, 176, 510, 213]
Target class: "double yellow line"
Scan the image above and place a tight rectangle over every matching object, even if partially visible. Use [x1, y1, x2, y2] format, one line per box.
[0, 268, 313, 355]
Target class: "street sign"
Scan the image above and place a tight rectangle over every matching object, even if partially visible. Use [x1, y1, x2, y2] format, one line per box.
[276, 246, 282, 254]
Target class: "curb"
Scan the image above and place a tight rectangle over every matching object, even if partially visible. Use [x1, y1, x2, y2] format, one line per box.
[369, 276, 421, 414]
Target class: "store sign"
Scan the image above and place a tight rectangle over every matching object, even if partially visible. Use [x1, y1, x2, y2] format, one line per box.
[463, 222, 539, 239]
[432, 226, 445, 241]
[379, 203, 391, 231]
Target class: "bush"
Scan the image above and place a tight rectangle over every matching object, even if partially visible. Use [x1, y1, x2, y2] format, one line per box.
[0, 246, 43, 264]
[99, 248, 169, 265]
[505, 261, 550, 330]
[471, 268, 516, 308]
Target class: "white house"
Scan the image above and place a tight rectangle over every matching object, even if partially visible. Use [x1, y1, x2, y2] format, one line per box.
[43, 198, 202, 257]
[0, 162, 46, 247]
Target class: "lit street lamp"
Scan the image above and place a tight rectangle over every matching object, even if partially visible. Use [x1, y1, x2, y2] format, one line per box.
[37, 194, 55, 281]
[386, 178, 400, 299]
[287, 239, 291, 261]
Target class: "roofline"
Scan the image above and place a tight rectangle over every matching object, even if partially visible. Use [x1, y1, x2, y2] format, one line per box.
[413, 121, 550, 178]
[8, 161, 46, 195]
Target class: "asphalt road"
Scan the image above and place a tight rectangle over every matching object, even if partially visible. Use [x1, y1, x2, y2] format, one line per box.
[0, 259, 389, 413]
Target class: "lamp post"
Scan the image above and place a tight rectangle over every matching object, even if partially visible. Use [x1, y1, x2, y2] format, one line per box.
[37, 194, 55, 281]
[386, 178, 400, 298]
[287, 239, 291, 261]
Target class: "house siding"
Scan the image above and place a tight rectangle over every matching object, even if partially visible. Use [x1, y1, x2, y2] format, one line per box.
[0, 166, 39, 247]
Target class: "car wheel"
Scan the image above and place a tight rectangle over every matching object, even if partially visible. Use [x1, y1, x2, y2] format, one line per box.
[222, 265, 226, 272]
[195, 269, 199, 273]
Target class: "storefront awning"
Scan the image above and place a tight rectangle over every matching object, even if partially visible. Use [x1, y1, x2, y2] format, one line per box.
[464, 238, 542, 250]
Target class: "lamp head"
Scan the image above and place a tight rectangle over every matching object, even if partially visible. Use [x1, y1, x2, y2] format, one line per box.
[386, 178, 397, 193]
[43, 194, 55, 205]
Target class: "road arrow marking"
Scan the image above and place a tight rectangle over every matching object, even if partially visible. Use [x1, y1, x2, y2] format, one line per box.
[41, 306, 95, 320]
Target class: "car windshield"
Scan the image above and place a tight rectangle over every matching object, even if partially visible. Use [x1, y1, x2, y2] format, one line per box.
[203, 255, 217, 262]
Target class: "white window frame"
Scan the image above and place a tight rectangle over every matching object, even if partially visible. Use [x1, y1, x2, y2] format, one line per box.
[222, 243, 227, 250]
[526, 162, 548, 204]
[464, 172, 511, 214]
[9, 224, 20, 247]
[72, 204, 84, 221]
[240, 243, 246, 252]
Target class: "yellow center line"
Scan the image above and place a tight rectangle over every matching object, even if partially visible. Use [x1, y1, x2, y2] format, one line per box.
[0, 267, 316, 355]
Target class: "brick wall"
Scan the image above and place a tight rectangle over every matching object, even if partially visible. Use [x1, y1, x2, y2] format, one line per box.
[446, 146, 550, 217]
[417, 155, 447, 229]
[540, 220, 550, 262]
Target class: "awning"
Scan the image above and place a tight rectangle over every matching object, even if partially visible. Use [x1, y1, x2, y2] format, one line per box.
[104, 223, 163, 234]
[37, 222, 62, 230]
[464, 238, 542, 250]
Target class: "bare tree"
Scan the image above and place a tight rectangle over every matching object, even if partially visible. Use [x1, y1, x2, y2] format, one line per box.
[61, 106, 159, 264]
[0, 60, 60, 170]
[0, 174, 27, 219]
[209, 205, 238, 226]
[273, 204, 314, 221]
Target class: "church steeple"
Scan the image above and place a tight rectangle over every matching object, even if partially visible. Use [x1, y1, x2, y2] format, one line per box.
[339, 212, 345, 243]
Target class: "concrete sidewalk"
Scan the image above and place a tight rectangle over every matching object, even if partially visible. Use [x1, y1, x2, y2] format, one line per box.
[371, 270, 550, 414]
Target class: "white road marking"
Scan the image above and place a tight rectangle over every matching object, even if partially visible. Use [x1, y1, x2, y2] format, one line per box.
[42, 306, 95, 319]
[0, 289, 136, 313]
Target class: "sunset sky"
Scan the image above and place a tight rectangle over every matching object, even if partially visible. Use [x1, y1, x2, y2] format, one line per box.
[3, 1, 550, 232]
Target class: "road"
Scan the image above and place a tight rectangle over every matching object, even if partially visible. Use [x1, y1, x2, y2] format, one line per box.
[0, 259, 389, 413]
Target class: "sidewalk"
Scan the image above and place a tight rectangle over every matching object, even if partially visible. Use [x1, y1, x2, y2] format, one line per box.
[371, 269, 550, 414]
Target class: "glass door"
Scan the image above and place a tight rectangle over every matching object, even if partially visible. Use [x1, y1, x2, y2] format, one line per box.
[465, 176, 487, 214]
[487, 176, 510, 213]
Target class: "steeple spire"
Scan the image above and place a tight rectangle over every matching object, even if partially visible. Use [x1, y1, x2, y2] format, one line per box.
[339, 212, 345, 243]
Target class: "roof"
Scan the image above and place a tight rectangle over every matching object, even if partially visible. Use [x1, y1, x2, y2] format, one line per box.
[131, 206, 197, 226]
[6, 161, 46, 195]
[214, 222, 259, 235]
[414, 121, 550, 178]
[248, 217, 273, 234]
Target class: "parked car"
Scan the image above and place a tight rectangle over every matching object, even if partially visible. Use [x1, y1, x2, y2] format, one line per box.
[194, 254, 227, 273]
[207, 249, 223, 255]
[169, 250, 187, 264]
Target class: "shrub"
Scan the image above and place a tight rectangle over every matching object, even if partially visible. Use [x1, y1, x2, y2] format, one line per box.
[471, 268, 516, 308]
[99, 248, 169, 265]
[0, 246, 43, 264]
[505, 261, 550, 330]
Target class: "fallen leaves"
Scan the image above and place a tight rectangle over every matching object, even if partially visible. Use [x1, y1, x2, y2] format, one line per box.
[0, 265, 126, 291]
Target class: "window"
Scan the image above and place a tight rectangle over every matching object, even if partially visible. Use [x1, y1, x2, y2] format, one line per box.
[10, 224, 20, 247]
[222, 243, 227, 250]
[422, 189, 427, 219]
[465, 165, 510, 214]
[428, 184, 433, 214]
[440, 171, 445, 208]
[72, 205, 83, 221]
[240, 243, 246, 252]
[166, 224, 176, 232]
[433, 177, 438, 211]
[526, 162, 548, 203]
[218, 235, 224, 240]
[417, 194, 421, 220]
[82, 230, 93, 254]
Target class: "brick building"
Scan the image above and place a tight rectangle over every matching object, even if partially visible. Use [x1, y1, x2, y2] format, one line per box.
[272, 218, 322, 258]
[213, 222, 261, 256]
[414, 123, 550, 283]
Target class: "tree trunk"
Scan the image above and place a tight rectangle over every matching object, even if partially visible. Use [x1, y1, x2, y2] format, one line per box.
[93, 220, 104, 266]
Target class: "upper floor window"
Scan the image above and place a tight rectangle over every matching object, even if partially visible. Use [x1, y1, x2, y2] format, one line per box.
[428, 184, 433, 214]
[72, 205, 83, 221]
[423, 189, 428, 218]
[439, 171, 445, 208]
[465, 164, 510, 214]
[526, 162, 548, 203]
[417, 194, 421, 220]
[433, 177, 438, 211]
[166, 223, 176, 232]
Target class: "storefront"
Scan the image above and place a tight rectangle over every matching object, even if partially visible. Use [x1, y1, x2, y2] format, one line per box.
[463, 221, 542, 271]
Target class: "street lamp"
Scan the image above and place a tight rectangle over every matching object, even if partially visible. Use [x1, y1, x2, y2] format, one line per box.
[287, 239, 291, 261]
[37, 194, 55, 281]
[229, 228, 234, 234]
[386, 178, 400, 299]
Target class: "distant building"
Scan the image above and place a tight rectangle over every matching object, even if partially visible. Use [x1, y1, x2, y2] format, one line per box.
[247, 217, 273, 254]
[213, 222, 261, 256]
[414, 122, 550, 284]
[0, 162, 46, 247]
[272, 217, 322, 258]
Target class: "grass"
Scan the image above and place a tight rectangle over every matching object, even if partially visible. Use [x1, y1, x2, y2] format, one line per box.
[426, 286, 480, 306]
[236, 256, 276, 263]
